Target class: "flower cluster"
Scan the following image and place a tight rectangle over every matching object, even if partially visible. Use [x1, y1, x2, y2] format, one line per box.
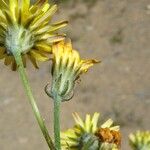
[0, 0, 67, 70]
[61, 113, 121, 150]
[129, 131, 150, 150]
[0, 1, 103, 150]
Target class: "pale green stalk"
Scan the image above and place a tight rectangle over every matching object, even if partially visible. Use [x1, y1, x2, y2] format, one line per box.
[53, 94, 61, 150]
[14, 52, 55, 150]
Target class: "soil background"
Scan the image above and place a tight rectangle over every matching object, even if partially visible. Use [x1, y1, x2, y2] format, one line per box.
[0, 0, 150, 150]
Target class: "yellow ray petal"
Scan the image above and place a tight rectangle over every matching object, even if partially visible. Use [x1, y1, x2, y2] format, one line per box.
[81, 59, 100, 73]
[31, 5, 57, 30]
[85, 114, 91, 132]
[0, 10, 7, 23]
[27, 53, 39, 68]
[47, 35, 65, 43]
[0, 53, 6, 59]
[30, 50, 49, 61]
[21, 0, 30, 23]
[0, 47, 5, 55]
[9, 0, 18, 22]
[22, 0, 30, 12]
[48, 21, 68, 32]
[101, 119, 113, 128]
[11, 57, 17, 71]
[35, 42, 52, 52]
[91, 113, 100, 133]
[0, 0, 8, 9]
[73, 113, 85, 129]
[4, 55, 13, 65]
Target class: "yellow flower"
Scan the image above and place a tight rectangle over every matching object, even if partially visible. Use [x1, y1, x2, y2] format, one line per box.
[129, 131, 150, 150]
[45, 40, 99, 101]
[0, 0, 67, 70]
[61, 113, 121, 150]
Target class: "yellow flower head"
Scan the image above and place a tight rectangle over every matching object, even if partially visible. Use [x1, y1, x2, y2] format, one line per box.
[61, 113, 121, 150]
[129, 131, 150, 150]
[46, 40, 99, 101]
[0, 0, 67, 70]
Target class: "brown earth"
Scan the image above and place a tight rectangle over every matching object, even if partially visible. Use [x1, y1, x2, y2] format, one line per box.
[0, 0, 150, 150]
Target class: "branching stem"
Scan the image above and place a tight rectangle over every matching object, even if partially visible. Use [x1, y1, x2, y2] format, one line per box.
[14, 52, 55, 150]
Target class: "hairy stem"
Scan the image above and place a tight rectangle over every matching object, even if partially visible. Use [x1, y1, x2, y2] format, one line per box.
[14, 52, 55, 150]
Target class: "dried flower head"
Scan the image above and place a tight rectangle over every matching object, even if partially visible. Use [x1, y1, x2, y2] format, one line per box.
[129, 131, 150, 150]
[0, 0, 67, 70]
[96, 128, 121, 150]
[61, 113, 120, 150]
[45, 40, 99, 101]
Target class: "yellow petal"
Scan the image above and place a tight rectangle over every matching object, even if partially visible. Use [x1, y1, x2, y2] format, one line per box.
[101, 119, 113, 128]
[21, 0, 30, 23]
[48, 20, 68, 32]
[0, 47, 5, 55]
[71, 50, 80, 70]
[81, 59, 100, 73]
[91, 113, 100, 133]
[35, 42, 52, 52]
[85, 114, 91, 132]
[4, 55, 13, 65]
[27, 53, 39, 68]
[0, 53, 6, 59]
[35, 25, 51, 35]
[11, 57, 17, 71]
[0, 10, 7, 23]
[31, 5, 57, 30]
[3, 10, 13, 25]
[47, 35, 65, 43]
[22, 0, 30, 12]
[73, 113, 85, 129]
[9, 0, 18, 22]
[30, 50, 49, 61]
[42, 3, 50, 13]
[35, 0, 48, 7]
[0, 0, 8, 9]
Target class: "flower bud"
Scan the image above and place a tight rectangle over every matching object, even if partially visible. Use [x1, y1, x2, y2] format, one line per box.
[45, 40, 99, 101]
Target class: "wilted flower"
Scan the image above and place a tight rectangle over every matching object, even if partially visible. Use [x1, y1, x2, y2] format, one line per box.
[61, 112, 121, 150]
[129, 131, 150, 150]
[0, 0, 67, 70]
[45, 40, 99, 101]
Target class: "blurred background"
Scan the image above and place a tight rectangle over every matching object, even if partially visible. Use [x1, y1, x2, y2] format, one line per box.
[0, 0, 150, 149]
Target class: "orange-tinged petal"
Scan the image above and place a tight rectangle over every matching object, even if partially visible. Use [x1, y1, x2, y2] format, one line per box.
[0, 47, 5, 55]
[4, 55, 13, 65]
[81, 59, 100, 73]
[11, 57, 17, 71]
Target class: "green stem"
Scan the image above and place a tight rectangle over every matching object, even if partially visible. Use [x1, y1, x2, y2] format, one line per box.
[53, 95, 61, 150]
[14, 52, 55, 150]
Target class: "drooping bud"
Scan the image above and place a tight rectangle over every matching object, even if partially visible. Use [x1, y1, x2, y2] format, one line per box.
[45, 40, 99, 101]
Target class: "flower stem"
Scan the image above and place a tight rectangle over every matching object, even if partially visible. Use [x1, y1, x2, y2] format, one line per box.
[14, 52, 55, 150]
[53, 95, 61, 150]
